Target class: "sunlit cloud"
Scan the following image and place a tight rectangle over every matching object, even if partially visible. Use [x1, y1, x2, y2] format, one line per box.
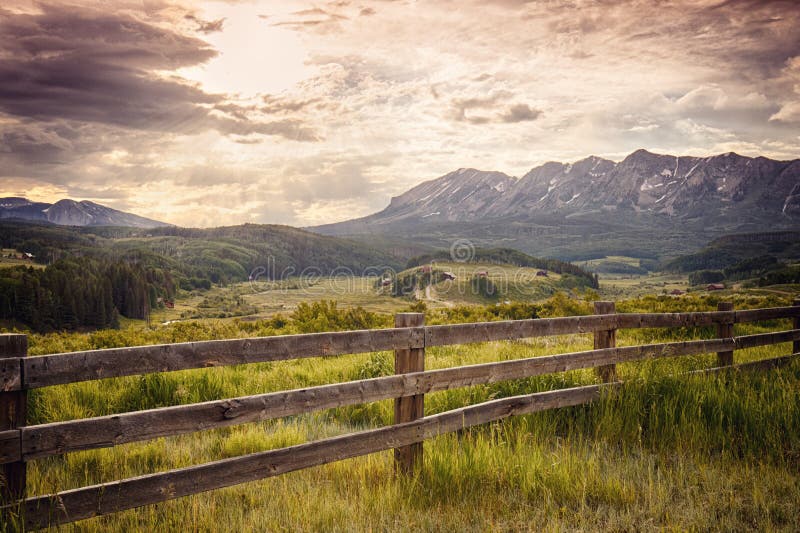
[1, 0, 798, 227]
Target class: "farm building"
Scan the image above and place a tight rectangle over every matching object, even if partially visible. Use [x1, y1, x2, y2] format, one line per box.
[442, 272, 456, 280]
[707, 283, 725, 291]
[670, 289, 685, 295]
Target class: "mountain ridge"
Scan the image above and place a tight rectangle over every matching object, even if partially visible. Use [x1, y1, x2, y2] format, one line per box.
[312, 149, 800, 235]
[0, 197, 170, 228]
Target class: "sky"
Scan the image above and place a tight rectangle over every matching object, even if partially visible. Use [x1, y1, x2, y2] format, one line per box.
[0, 0, 799, 227]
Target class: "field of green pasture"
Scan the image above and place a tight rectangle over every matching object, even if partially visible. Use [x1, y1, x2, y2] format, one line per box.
[147, 262, 584, 325]
[5, 292, 799, 531]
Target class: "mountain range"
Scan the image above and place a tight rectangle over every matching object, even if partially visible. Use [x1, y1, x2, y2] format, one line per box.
[4, 149, 799, 261]
[315, 150, 800, 232]
[311, 150, 800, 261]
[0, 197, 169, 228]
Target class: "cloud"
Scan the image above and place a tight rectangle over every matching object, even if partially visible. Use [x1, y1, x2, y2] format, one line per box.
[185, 14, 226, 34]
[449, 93, 541, 124]
[500, 103, 542, 123]
[770, 102, 800, 122]
[1, 0, 799, 227]
[0, 4, 317, 141]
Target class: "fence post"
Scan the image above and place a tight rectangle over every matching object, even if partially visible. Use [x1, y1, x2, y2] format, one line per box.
[716, 302, 734, 367]
[593, 301, 616, 382]
[0, 333, 27, 504]
[792, 298, 800, 355]
[393, 312, 425, 475]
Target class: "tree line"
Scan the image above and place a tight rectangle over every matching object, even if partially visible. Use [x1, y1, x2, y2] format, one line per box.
[0, 257, 174, 332]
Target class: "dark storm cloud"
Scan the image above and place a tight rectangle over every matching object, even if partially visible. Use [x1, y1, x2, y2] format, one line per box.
[0, 4, 318, 140]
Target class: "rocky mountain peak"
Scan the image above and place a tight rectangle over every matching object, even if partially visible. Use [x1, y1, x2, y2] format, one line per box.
[312, 149, 800, 236]
[0, 197, 170, 227]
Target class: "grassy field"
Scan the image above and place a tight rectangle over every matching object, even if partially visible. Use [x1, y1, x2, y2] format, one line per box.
[598, 271, 689, 299]
[146, 263, 576, 325]
[3, 291, 799, 531]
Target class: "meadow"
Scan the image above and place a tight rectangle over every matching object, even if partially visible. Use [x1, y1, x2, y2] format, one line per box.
[3, 290, 799, 531]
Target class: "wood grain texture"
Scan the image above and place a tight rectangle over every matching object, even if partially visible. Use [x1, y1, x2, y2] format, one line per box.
[716, 302, 735, 367]
[13, 306, 800, 391]
[0, 334, 27, 504]
[14, 384, 616, 530]
[11, 329, 799, 464]
[794, 299, 800, 355]
[393, 313, 425, 475]
[694, 353, 799, 375]
[593, 301, 616, 382]
[23, 327, 424, 390]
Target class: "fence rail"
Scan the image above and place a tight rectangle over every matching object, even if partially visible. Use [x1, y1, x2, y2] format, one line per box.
[1, 300, 799, 529]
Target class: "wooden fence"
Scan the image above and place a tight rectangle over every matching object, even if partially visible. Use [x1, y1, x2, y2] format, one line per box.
[1, 299, 800, 529]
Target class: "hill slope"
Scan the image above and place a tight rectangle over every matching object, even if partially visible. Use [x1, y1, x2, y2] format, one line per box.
[0, 221, 404, 285]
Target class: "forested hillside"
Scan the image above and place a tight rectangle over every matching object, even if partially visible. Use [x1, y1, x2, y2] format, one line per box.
[0, 221, 403, 331]
[1, 221, 403, 285]
[0, 257, 173, 331]
[665, 231, 800, 286]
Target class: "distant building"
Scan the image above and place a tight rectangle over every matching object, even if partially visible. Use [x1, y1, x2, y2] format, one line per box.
[164, 300, 175, 309]
[670, 289, 685, 295]
[381, 278, 392, 287]
[442, 272, 456, 280]
[24, 252, 34, 259]
[707, 283, 725, 291]
[536, 270, 548, 277]
[476, 271, 488, 277]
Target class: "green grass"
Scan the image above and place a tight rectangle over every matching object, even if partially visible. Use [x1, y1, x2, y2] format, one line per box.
[4, 291, 800, 531]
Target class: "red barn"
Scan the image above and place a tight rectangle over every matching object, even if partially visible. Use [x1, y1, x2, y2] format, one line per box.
[707, 283, 725, 291]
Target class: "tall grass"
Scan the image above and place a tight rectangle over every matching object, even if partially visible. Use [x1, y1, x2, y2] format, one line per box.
[5, 291, 799, 531]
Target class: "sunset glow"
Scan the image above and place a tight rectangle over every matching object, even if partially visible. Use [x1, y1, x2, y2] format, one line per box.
[1, 0, 798, 226]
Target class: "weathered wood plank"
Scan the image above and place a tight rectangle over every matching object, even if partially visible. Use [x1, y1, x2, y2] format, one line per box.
[716, 302, 735, 367]
[425, 314, 619, 346]
[793, 299, 800, 355]
[0, 358, 21, 393]
[0, 334, 27, 504]
[695, 353, 799, 375]
[393, 313, 425, 474]
[23, 327, 424, 390]
[615, 306, 800, 329]
[15, 329, 798, 463]
[14, 384, 615, 529]
[0, 430, 20, 464]
[593, 302, 616, 382]
[734, 306, 800, 324]
[15, 306, 800, 391]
